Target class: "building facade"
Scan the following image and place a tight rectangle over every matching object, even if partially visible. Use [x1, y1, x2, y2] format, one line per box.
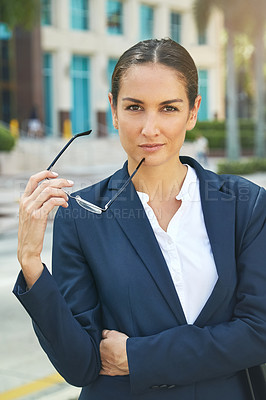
[1, 0, 225, 137]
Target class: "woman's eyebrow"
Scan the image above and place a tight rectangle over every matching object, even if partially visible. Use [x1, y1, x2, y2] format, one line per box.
[160, 99, 183, 105]
[122, 97, 183, 104]
[122, 97, 144, 103]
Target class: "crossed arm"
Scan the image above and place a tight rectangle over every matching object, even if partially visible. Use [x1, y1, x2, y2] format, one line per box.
[99, 329, 129, 376]
[16, 169, 128, 378]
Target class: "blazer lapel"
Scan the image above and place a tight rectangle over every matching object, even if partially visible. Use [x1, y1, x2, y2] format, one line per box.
[181, 157, 237, 326]
[107, 163, 187, 325]
[106, 158, 237, 327]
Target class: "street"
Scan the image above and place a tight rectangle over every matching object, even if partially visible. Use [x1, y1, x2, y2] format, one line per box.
[0, 225, 81, 399]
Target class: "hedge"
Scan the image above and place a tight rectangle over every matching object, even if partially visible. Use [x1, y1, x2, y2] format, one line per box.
[0, 123, 16, 151]
[217, 158, 266, 175]
[186, 120, 256, 150]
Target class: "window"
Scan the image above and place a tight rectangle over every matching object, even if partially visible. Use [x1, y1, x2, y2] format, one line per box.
[43, 53, 53, 135]
[71, 0, 89, 30]
[41, 0, 52, 26]
[170, 12, 181, 43]
[198, 30, 207, 45]
[2, 90, 11, 123]
[140, 4, 154, 40]
[1, 40, 10, 82]
[71, 55, 90, 133]
[198, 69, 209, 121]
[106, 0, 123, 35]
[0, 39, 13, 123]
[107, 58, 118, 134]
[0, 23, 12, 39]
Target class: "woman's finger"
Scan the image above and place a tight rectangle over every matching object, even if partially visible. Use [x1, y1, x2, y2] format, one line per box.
[34, 196, 69, 218]
[22, 170, 59, 198]
[34, 186, 70, 209]
[102, 330, 111, 339]
[24, 177, 74, 204]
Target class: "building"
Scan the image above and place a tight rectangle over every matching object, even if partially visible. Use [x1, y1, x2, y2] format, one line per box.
[0, 0, 225, 137]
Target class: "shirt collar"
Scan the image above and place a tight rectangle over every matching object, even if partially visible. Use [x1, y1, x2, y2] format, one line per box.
[176, 165, 199, 202]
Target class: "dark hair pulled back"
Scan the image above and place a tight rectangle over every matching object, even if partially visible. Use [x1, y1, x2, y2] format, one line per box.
[111, 38, 198, 110]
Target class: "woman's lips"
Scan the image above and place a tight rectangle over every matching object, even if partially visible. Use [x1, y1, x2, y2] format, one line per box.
[139, 144, 165, 152]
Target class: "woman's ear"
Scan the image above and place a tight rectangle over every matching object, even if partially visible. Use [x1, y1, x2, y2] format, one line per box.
[187, 95, 201, 131]
[108, 92, 118, 130]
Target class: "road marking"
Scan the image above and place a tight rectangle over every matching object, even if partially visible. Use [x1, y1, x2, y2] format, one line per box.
[0, 373, 64, 400]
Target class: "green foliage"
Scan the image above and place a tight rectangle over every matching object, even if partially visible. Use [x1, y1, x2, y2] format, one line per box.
[186, 120, 256, 150]
[217, 158, 266, 175]
[0, 0, 40, 30]
[0, 124, 16, 151]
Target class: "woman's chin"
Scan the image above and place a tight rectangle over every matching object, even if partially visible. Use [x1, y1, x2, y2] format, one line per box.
[139, 157, 167, 168]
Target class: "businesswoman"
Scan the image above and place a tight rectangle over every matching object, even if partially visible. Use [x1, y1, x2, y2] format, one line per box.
[14, 39, 266, 399]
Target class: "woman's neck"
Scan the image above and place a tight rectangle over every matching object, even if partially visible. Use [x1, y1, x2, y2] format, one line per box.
[130, 158, 187, 202]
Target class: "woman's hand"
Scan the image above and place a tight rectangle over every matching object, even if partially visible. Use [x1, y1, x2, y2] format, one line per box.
[17, 170, 74, 288]
[99, 330, 129, 376]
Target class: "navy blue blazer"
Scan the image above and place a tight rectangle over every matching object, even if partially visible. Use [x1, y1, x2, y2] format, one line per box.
[14, 157, 266, 400]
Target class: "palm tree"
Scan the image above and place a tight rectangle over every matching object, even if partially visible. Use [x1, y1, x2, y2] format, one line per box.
[0, 0, 40, 29]
[194, 0, 266, 159]
[247, 0, 266, 158]
[193, 0, 250, 160]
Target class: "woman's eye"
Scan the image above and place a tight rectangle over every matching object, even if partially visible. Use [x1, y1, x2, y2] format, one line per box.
[126, 105, 142, 111]
[163, 105, 178, 112]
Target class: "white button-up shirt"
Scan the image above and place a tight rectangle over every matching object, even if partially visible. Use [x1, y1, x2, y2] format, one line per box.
[137, 165, 218, 324]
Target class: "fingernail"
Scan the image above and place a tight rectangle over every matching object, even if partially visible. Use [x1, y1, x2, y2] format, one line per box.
[51, 171, 58, 176]
[67, 179, 74, 185]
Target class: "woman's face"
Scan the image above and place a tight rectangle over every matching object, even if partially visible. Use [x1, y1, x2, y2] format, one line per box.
[109, 63, 201, 168]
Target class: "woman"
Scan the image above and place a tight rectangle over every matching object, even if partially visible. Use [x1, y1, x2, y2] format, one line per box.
[14, 39, 266, 399]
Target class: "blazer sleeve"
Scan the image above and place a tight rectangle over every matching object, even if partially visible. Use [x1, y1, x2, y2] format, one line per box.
[126, 186, 266, 395]
[13, 201, 102, 387]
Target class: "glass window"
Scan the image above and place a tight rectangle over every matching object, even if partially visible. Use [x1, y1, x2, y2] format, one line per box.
[0, 23, 12, 39]
[71, 55, 90, 133]
[2, 90, 11, 123]
[198, 30, 207, 45]
[41, 0, 52, 26]
[140, 4, 154, 40]
[170, 12, 181, 43]
[107, 58, 118, 134]
[43, 53, 53, 135]
[0, 40, 13, 123]
[71, 0, 89, 30]
[198, 69, 209, 121]
[106, 0, 123, 35]
[1, 40, 10, 82]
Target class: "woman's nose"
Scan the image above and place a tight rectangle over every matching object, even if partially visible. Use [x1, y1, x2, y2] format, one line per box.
[141, 114, 160, 137]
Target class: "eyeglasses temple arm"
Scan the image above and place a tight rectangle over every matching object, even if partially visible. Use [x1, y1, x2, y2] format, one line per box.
[46, 130, 92, 171]
[105, 158, 145, 210]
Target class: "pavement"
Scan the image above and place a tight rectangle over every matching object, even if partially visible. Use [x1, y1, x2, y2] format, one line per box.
[0, 138, 265, 400]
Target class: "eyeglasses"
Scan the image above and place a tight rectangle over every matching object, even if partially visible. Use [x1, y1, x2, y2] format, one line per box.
[47, 130, 145, 214]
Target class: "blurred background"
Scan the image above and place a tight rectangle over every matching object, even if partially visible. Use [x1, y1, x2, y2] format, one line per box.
[0, 0, 265, 399]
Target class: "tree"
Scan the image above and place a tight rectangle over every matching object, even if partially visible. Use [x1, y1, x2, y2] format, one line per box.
[246, 0, 266, 158]
[193, 0, 251, 160]
[0, 0, 40, 30]
[194, 0, 266, 159]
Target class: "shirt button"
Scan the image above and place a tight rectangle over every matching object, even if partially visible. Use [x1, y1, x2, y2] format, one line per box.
[150, 385, 160, 389]
[168, 384, 176, 389]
